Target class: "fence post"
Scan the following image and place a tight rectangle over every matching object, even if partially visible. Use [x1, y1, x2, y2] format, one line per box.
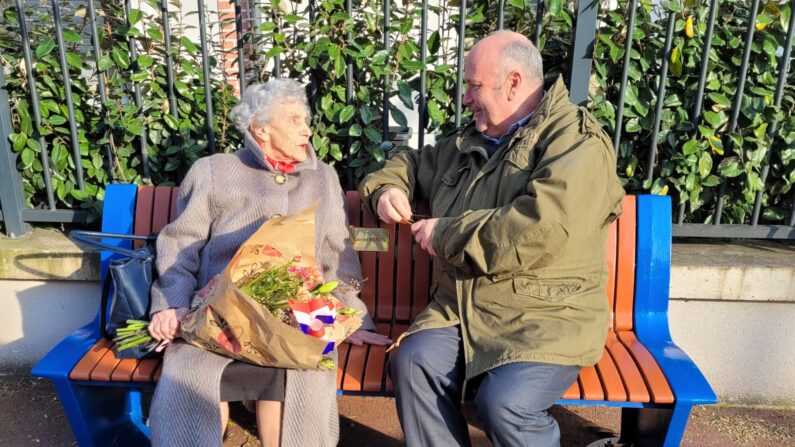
[569, 0, 599, 106]
[0, 68, 30, 238]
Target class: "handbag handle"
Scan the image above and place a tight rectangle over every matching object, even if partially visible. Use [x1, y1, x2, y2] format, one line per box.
[70, 230, 158, 260]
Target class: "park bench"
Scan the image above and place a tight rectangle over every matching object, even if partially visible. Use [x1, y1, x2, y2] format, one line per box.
[32, 183, 716, 447]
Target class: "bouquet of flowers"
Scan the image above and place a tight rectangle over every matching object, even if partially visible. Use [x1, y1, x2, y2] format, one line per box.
[114, 202, 363, 370]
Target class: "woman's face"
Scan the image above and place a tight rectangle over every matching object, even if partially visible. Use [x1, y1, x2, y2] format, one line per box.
[251, 100, 312, 163]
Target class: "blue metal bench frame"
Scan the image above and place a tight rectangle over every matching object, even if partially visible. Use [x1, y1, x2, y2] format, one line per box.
[32, 184, 716, 446]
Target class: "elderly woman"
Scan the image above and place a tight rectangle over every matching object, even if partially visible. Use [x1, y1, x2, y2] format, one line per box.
[146, 78, 391, 447]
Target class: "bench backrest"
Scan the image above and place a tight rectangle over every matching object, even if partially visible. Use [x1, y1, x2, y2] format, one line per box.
[123, 185, 638, 335]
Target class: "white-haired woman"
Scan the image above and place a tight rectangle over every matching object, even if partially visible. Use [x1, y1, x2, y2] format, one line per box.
[146, 78, 391, 447]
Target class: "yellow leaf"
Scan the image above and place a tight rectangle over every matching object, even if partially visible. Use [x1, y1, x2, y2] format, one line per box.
[685, 16, 695, 38]
[660, 185, 669, 195]
[756, 22, 767, 30]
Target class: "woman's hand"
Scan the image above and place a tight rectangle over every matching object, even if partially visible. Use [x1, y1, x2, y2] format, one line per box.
[148, 307, 189, 342]
[346, 329, 393, 346]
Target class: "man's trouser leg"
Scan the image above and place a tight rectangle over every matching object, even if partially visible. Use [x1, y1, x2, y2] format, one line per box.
[473, 361, 581, 447]
[390, 326, 469, 447]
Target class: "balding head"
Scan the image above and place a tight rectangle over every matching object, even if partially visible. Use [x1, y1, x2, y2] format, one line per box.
[463, 31, 545, 137]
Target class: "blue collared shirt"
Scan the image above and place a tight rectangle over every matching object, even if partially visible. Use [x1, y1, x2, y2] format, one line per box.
[481, 111, 535, 156]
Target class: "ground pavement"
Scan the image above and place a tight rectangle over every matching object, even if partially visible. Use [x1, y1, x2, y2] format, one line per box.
[0, 373, 792, 446]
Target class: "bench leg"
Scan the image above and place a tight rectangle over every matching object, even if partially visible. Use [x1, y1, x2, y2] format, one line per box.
[51, 376, 151, 447]
[618, 403, 693, 447]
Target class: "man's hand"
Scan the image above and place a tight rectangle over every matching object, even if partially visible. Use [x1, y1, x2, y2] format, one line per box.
[376, 188, 412, 224]
[148, 307, 189, 342]
[346, 329, 393, 346]
[411, 218, 438, 256]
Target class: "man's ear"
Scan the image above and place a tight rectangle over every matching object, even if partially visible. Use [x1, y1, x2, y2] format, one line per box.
[507, 71, 522, 100]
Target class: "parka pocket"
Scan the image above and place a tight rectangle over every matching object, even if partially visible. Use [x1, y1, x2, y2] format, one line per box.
[441, 166, 470, 187]
[512, 277, 583, 302]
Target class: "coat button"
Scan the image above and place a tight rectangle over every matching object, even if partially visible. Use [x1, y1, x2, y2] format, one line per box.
[274, 174, 287, 184]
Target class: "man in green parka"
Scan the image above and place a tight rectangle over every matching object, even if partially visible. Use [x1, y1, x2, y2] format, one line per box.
[359, 30, 625, 446]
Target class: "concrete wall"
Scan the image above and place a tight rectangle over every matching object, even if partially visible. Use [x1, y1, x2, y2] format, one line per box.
[1, 229, 793, 405]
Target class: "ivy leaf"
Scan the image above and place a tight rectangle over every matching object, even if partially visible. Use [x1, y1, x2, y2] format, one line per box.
[360, 106, 374, 124]
[338, 105, 355, 123]
[547, 0, 562, 16]
[698, 152, 713, 177]
[20, 148, 35, 168]
[111, 47, 131, 69]
[66, 52, 83, 69]
[147, 27, 163, 40]
[63, 29, 82, 44]
[36, 38, 56, 58]
[625, 117, 641, 133]
[349, 123, 362, 137]
[164, 114, 179, 130]
[507, 0, 525, 10]
[137, 54, 154, 69]
[97, 55, 113, 71]
[397, 81, 413, 109]
[364, 127, 382, 143]
[718, 156, 743, 177]
[48, 115, 67, 126]
[390, 106, 408, 128]
[682, 139, 700, 155]
[428, 100, 444, 125]
[10, 133, 26, 151]
[128, 9, 143, 25]
[174, 80, 190, 97]
[670, 46, 683, 76]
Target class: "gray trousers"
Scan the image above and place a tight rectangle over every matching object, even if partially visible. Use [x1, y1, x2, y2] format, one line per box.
[390, 326, 581, 447]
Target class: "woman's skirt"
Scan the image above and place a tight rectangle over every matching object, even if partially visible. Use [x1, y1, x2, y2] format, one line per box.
[219, 361, 286, 402]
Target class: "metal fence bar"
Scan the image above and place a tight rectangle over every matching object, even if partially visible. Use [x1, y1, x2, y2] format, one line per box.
[126, 0, 149, 180]
[454, 0, 466, 127]
[418, 0, 428, 149]
[713, 0, 759, 225]
[382, 0, 391, 141]
[611, 0, 637, 153]
[235, 0, 247, 93]
[568, 0, 597, 106]
[534, 1, 544, 47]
[646, 10, 676, 182]
[197, 0, 216, 153]
[14, 0, 56, 210]
[497, 0, 505, 30]
[752, 0, 795, 225]
[0, 68, 29, 237]
[51, 0, 85, 191]
[160, 0, 178, 122]
[86, 0, 116, 176]
[345, 0, 354, 189]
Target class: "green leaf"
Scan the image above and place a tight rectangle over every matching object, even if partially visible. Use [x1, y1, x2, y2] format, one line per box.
[63, 29, 82, 44]
[97, 55, 113, 71]
[147, 27, 163, 40]
[9, 133, 26, 152]
[36, 38, 56, 58]
[698, 152, 712, 177]
[338, 105, 355, 123]
[128, 9, 143, 25]
[708, 92, 731, 108]
[390, 107, 408, 128]
[164, 114, 179, 130]
[181, 37, 198, 54]
[364, 127, 382, 143]
[137, 54, 154, 69]
[625, 118, 641, 133]
[547, 0, 562, 16]
[321, 95, 333, 113]
[670, 46, 683, 76]
[20, 148, 35, 167]
[66, 52, 83, 69]
[397, 81, 413, 109]
[360, 106, 374, 124]
[507, 0, 525, 10]
[349, 124, 362, 137]
[703, 111, 726, 128]
[48, 115, 67, 126]
[747, 171, 764, 191]
[174, 80, 189, 97]
[428, 100, 444, 124]
[718, 157, 743, 177]
[330, 144, 343, 161]
[682, 139, 700, 155]
[111, 47, 131, 69]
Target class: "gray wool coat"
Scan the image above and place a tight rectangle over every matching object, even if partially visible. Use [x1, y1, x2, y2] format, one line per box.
[148, 135, 374, 447]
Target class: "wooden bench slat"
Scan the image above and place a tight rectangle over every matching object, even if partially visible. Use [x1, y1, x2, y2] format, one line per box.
[341, 345, 367, 391]
[605, 333, 650, 402]
[335, 344, 352, 389]
[70, 338, 113, 381]
[131, 358, 160, 382]
[111, 358, 140, 382]
[562, 379, 580, 400]
[395, 225, 413, 322]
[617, 332, 675, 404]
[614, 196, 637, 331]
[595, 347, 628, 401]
[89, 348, 122, 381]
[579, 365, 605, 401]
[362, 346, 388, 392]
[133, 186, 156, 247]
[376, 224, 396, 322]
[153, 364, 162, 382]
[151, 186, 173, 233]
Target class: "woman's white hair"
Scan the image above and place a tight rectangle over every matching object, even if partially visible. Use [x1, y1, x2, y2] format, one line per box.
[231, 78, 311, 135]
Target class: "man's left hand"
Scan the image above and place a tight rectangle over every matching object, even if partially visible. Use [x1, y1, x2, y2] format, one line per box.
[411, 218, 438, 256]
[346, 329, 393, 346]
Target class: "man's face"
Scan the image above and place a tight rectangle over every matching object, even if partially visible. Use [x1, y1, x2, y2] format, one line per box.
[462, 49, 512, 137]
[254, 101, 312, 163]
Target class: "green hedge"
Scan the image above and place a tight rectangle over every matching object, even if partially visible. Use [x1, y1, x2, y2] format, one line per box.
[2, 0, 792, 225]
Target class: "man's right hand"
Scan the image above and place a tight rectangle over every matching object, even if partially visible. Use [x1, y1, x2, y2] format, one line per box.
[376, 188, 412, 224]
[149, 307, 189, 342]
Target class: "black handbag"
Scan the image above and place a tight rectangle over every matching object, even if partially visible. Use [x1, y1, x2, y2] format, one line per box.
[70, 230, 159, 358]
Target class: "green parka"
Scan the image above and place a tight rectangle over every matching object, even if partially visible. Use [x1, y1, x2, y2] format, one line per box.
[359, 77, 625, 379]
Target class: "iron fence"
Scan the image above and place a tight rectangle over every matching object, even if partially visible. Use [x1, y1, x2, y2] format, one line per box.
[0, 0, 793, 239]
